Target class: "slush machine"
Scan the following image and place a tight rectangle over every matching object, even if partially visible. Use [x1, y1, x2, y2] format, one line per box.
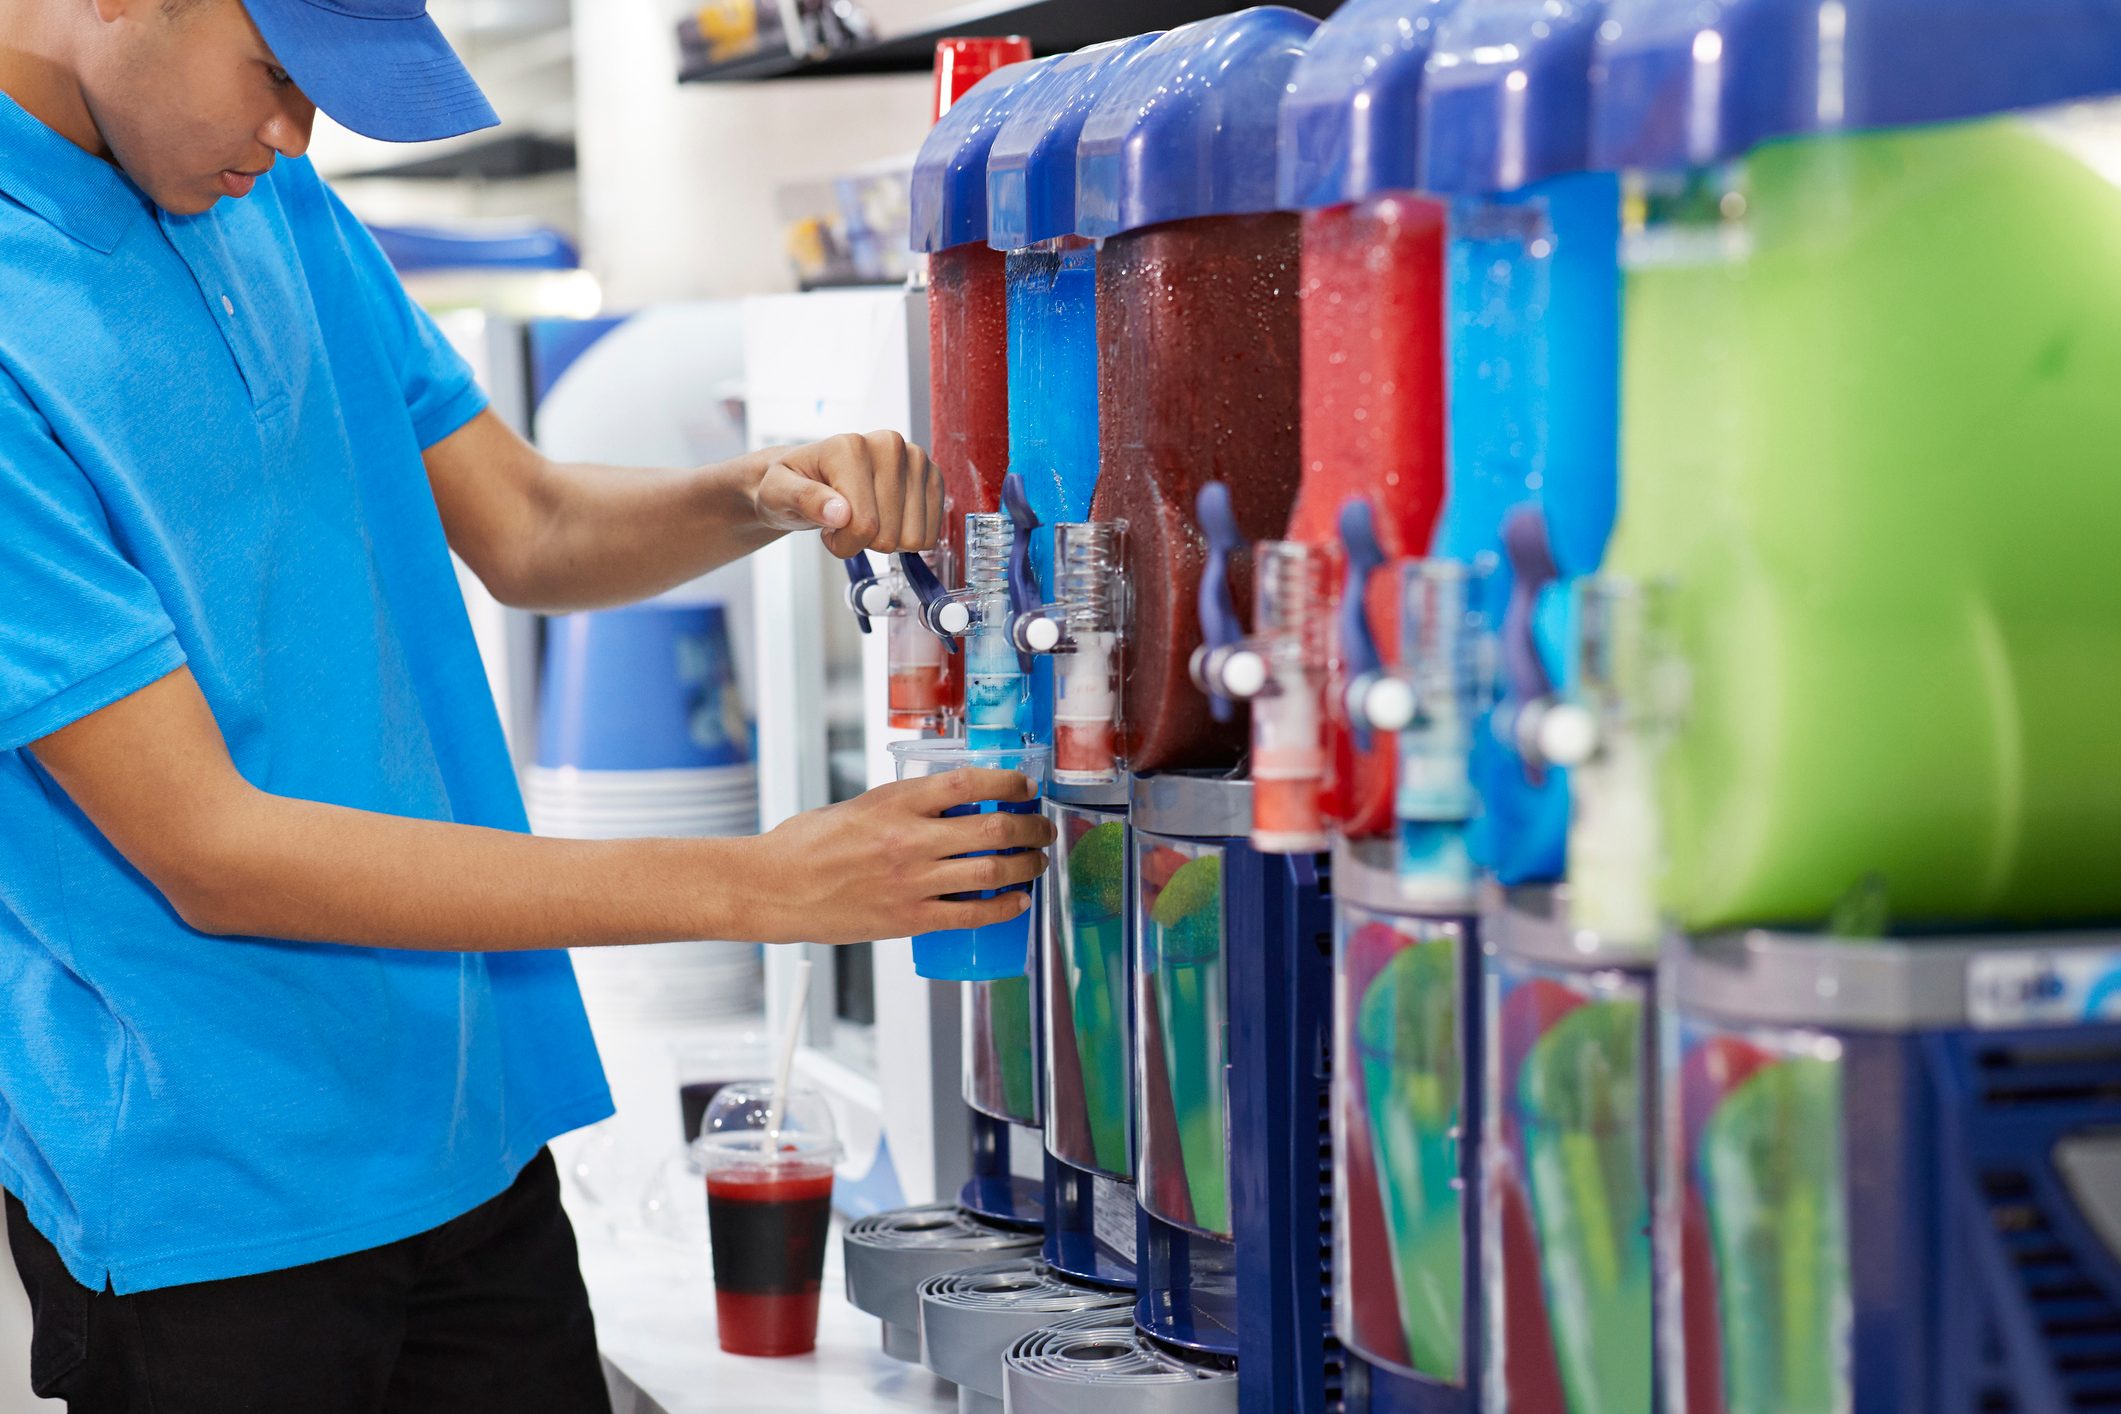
[844, 48, 1061, 1374]
[999, 12, 1337, 1414]
[911, 43, 1177, 1414]
[1275, 6, 1482, 1410]
[987, 34, 1163, 1301]
[1587, 2, 2121, 1409]
[1416, 4, 1648, 1412]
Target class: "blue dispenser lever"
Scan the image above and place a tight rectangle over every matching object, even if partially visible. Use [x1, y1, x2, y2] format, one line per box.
[1499, 505, 1559, 782]
[1195, 482, 1248, 725]
[900, 551, 961, 654]
[1338, 499, 1388, 752]
[842, 554, 878, 634]
[1001, 474, 1041, 674]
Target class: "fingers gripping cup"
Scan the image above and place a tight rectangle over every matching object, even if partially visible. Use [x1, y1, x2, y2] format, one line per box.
[696, 1083, 843, 1357]
[890, 739, 1051, 982]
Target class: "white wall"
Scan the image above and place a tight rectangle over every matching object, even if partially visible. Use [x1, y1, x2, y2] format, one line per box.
[573, 0, 938, 306]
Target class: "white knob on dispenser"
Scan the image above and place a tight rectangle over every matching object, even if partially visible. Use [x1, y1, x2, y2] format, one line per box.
[1357, 677, 1418, 734]
[1022, 616, 1063, 653]
[855, 581, 896, 618]
[1537, 703, 1600, 768]
[1217, 650, 1269, 700]
[934, 602, 972, 636]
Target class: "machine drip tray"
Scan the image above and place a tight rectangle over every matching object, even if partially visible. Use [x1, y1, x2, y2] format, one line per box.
[843, 1204, 1043, 1362]
[919, 1259, 1133, 1401]
[1002, 1308, 1239, 1414]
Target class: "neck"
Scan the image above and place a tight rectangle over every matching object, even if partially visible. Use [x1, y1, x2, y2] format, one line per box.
[0, 6, 111, 159]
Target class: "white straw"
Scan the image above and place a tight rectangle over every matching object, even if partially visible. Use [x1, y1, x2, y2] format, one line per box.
[760, 959, 813, 1158]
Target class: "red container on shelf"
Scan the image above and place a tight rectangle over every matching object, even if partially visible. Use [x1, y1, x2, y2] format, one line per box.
[932, 35, 1032, 121]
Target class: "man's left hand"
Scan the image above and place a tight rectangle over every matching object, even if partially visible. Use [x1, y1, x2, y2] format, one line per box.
[752, 431, 942, 560]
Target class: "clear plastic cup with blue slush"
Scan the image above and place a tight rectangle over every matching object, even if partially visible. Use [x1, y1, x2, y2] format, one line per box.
[889, 739, 1051, 981]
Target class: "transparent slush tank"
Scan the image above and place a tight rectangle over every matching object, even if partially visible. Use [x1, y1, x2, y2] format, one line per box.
[1334, 905, 1468, 1383]
[1007, 237, 1105, 735]
[929, 241, 1012, 624]
[1133, 832, 1231, 1238]
[964, 974, 1040, 1126]
[1088, 213, 1305, 774]
[1043, 802, 1134, 1179]
[1440, 172, 1621, 885]
[1284, 194, 1450, 839]
[1604, 110, 2121, 931]
[1485, 959, 1652, 1414]
[1663, 1019, 1850, 1414]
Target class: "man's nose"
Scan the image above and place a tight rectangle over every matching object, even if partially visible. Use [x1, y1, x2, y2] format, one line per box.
[263, 94, 318, 161]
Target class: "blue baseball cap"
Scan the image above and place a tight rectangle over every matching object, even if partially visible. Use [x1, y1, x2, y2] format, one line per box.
[240, 0, 500, 143]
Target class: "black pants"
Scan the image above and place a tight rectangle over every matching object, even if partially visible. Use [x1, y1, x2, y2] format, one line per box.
[6, 1150, 613, 1413]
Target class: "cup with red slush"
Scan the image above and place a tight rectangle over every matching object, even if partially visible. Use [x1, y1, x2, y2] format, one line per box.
[694, 1082, 843, 1357]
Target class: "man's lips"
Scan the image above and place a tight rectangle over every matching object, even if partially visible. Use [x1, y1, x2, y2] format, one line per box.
[219, 168, 268, 198]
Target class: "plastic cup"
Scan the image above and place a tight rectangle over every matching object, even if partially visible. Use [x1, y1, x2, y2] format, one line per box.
[695, 1082, 842, 1357]
[888, 739, 1051, 981]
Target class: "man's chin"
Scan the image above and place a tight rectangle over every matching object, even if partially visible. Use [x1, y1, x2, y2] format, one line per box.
[150, 185, 225, 218]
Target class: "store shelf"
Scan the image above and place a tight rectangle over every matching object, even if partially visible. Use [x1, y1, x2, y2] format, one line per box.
[343, 133, 577, 183]
[679, 0, 1345, 83]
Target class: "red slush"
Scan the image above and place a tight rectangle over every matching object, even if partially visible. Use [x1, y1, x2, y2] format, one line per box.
[705, 1161, 836, 1357]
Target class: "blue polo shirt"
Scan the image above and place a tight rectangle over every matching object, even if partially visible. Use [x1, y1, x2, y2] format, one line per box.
[0, 96, 612, 1293]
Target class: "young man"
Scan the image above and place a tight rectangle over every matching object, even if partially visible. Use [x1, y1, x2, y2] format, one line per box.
[0, 0, 1050, 1408]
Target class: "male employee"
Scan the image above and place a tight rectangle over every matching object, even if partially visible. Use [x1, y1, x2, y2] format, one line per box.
[0, 0, 1050, 1408]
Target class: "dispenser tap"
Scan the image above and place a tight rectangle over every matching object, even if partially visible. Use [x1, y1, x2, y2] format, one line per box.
[1339, 500, 1418, 746]
[843, 554, 882, 634]
[1190, 482, 1250, 724]
[890, 547, 971, 644]
[843, 551, 962, 649]
[846, 548, 959, 731]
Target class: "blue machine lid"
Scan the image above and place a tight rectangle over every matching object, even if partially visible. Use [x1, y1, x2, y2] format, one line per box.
[1420, 0, 1610, 195]
[1077, 8, 1322, 239]
[1278, 0, 1461, 210]
[988, 34, 1164, 250]
[1590, 0, 2121, 172]
[910, 57, 1051, 253]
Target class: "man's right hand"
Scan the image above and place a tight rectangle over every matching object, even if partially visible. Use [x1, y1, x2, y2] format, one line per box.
[737, 769, 1056, 946]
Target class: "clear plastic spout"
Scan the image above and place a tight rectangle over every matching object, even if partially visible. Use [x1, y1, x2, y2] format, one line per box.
[1012, 520, 1127, 784]
[1563, 576, 1674, 949]
[846, 551, 958, 731]
[1216, 541, 1332, 854]
[1396, 559, 1496, 909]
[958, 512, 1032, 747]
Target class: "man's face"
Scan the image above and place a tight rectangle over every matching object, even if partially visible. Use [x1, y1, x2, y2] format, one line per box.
[78, 0, 317, 216]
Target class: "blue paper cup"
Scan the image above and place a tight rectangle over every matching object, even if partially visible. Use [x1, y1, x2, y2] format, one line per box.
[889, 739, 1051, 982]
[538, 605, 752, 771]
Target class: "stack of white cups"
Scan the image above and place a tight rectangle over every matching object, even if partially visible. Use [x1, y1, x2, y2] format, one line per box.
[530, 603, 763, 1021]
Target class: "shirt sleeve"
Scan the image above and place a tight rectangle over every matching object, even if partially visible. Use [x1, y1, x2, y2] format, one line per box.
[310, 170, 491, 451]
[0, 364, 185, 753]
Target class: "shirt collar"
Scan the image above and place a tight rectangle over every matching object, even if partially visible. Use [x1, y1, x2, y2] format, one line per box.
[0, 92, 150, 254]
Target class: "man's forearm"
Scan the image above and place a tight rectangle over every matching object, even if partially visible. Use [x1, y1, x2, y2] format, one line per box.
[180, 788, 774, 951]
[499, 452, 780, 613]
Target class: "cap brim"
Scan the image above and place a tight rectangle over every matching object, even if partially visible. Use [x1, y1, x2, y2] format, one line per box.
[243, 3, 499, 144]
